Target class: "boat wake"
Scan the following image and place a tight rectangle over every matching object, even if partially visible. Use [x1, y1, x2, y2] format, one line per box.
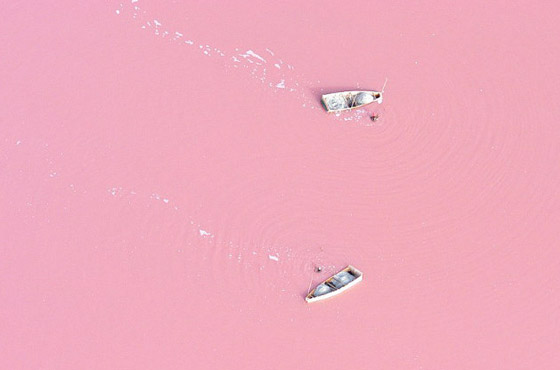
[114, 1, 387, 125]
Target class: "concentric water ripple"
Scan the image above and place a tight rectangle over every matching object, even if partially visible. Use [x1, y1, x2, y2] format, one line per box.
[109, 0, 560, 311]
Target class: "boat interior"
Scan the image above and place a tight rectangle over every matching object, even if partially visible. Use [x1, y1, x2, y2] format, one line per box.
[312, 269, 358, 297]
[322, 91, 382, 112]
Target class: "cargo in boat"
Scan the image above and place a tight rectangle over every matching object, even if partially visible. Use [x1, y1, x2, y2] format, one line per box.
[321, 91, 382, 113]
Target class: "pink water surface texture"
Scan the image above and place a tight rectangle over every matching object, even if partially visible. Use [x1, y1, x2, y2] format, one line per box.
[2, 1, 560, 369]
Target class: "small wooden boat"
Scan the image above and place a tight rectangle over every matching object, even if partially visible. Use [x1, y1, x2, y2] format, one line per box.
[306, 265, 363, 303]
[321, 90, 382, 113]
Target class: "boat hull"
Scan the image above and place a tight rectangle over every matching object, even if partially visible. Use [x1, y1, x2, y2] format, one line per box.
[305, 265, 363, 303]
[321, 91, 382, 113]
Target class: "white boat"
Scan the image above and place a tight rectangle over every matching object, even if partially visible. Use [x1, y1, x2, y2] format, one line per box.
[321, 90, 382, 113]
[306, 265, 363, 303]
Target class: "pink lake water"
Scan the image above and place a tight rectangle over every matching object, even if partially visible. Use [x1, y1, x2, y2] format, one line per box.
[2, 1, 560, 369]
